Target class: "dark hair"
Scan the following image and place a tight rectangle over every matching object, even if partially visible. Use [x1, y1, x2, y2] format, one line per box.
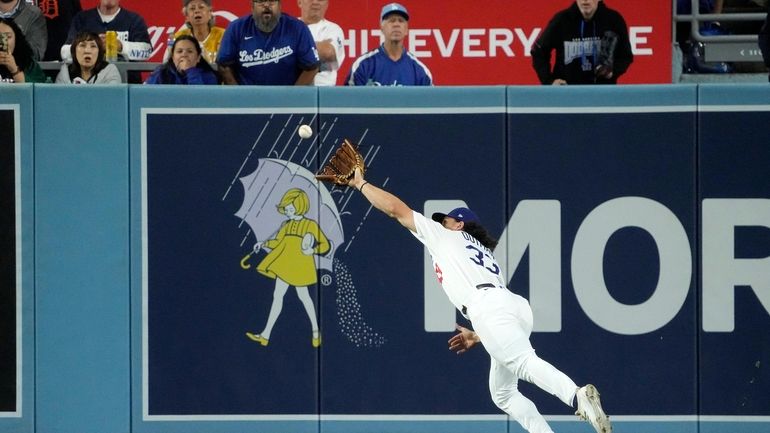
[156, 35, 218, 83]
[462, 221, 498, 250]
[0, 18, 34, 78]
[68, 32, 109, 81]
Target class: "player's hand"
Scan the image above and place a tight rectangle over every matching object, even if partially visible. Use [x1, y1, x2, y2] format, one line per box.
[551, 78, 567, 85]
[448, 324, 479, 355]
[349, 167, 365, 190]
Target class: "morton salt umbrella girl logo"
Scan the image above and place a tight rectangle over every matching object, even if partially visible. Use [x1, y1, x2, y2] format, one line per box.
[235, 159, 342, 348]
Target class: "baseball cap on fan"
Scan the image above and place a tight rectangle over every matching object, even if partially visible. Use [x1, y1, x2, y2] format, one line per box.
[380, 2, 409, 21]
[432, 207, 480, 224]
[183, 0, 211, 6]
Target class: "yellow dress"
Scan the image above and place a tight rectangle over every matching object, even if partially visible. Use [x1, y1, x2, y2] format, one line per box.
[257, 218, 330, 286]
[173, 26, 225, 65]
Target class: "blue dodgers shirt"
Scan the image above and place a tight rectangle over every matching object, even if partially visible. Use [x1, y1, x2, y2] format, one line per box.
[217, 14, 320, 85]
[345, 44, 433, 86]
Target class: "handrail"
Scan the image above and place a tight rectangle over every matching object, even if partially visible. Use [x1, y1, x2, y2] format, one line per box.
[674, 0, 767, 43]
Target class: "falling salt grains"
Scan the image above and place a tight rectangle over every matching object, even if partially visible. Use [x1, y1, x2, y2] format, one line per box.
[333, 259, 387, 348]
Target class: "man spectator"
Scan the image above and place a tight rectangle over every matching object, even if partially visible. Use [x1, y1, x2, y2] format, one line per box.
[530, 0, 633, 85]
[60, 0, 151, 63]
[217, 0, 320, 85]
[298, 0, 344, 86]
[345, 2, 432, 86]
[0, 0, 47, 60]
[37, 0, 82, 61]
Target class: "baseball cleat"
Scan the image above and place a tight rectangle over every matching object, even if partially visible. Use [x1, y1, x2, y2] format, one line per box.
[575, 384, 611, 433]
[246, 332, 269, 346]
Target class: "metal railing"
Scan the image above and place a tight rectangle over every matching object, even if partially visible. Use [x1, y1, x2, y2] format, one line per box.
[674, 0, 767, 62]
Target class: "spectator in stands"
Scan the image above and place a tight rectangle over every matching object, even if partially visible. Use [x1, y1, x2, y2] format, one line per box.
[164, 0, 225, 67]
[146, 34, 218, 84]
[298, 0, 345, 86]
[55, 31, 120, 83]
[0, 17, 46, 82]
[676, 0, 733, 74]
[759, 3, 769, 80]
[345, 2, 432, 86]
[530, 0, 633, 85]
[217, 0, 319, 85]
[61, 0, 152, 83]
[0, 0, 47, 60]
[37, 0, 82, 61]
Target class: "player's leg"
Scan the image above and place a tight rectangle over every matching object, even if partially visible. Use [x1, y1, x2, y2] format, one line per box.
[472, 290, 611, 433]
[246, 278, 289, 345]
[295, 285, 321, 347]
[513, 352, 611, 433]
[470, 290, 577, 407]
[488, 356, 554, 433]
[510, 351, 578, 406]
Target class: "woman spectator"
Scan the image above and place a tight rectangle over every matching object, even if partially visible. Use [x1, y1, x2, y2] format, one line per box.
[146, 35, 218, 84]
[164, 0, 225, 67]
[55, 31, 121, 84]
[0, 17, 46, 83]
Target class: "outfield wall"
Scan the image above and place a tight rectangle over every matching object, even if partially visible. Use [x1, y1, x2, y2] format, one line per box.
[1, 84, 769, 433]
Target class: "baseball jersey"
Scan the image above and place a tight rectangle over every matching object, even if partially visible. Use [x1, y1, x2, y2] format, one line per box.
[306, 18, 345, 86]
[345, 44, 432, 86]
[63, 7, 152, 61]
[217, 14, 320, 85]
[411, 211, 507, 315]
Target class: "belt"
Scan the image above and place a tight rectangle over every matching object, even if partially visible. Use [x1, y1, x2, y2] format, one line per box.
[462, 284, 499, 315]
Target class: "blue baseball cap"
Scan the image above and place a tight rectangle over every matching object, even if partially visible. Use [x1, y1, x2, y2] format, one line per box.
[380, 2, 409, 21]
[432, 207, 480, 224]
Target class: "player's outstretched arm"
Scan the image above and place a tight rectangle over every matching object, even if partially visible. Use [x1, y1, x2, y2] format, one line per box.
[349, 168, 415, 231]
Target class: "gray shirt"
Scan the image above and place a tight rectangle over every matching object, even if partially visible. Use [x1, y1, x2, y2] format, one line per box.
[2, 0, 47, 60]
[55, 63, 122, 84]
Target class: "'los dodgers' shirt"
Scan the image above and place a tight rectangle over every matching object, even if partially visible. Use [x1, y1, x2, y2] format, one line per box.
[410, 211, 506, 314]
[217, 14, 320, 85]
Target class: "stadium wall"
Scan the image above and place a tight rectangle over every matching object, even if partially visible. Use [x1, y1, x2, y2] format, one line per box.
[0, 84, 768, 433]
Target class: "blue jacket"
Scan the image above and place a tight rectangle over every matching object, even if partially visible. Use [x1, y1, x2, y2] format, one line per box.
[345, 44, 432, 86]
[145, 65, 219, 85]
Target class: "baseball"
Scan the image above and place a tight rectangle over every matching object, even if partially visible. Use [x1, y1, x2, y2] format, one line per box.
[298, 124, 313, 139]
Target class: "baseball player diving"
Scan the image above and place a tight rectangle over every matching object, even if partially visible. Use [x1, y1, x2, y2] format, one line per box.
[346, 167, 611, 433]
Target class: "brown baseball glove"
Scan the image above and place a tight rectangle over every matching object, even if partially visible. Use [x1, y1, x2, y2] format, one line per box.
[316, 139, 365, 185]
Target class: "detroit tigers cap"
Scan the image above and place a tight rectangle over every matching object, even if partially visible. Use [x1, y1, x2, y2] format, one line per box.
[380, 2, 409, 21]
[432, 207, 480, 224]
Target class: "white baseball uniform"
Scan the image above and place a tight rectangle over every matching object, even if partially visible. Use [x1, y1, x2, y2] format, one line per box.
[411, 210, 579, 433]
[306, 18, 345, 86]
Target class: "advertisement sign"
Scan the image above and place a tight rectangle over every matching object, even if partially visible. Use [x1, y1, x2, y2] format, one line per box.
[82, 0, 671, 84]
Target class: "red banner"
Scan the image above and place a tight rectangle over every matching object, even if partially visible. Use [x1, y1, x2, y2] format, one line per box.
[84, 0, 672, 84]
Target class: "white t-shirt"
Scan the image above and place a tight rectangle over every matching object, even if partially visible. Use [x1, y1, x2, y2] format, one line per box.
[306, 18, 345, 86]
[411, 211, 508, 313]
